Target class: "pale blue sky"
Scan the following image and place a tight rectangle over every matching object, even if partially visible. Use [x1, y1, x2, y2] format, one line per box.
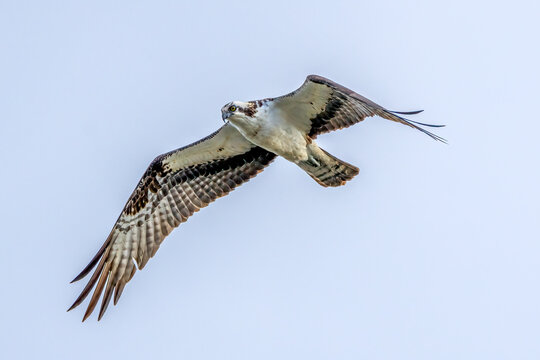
[1, 1, 539, 359]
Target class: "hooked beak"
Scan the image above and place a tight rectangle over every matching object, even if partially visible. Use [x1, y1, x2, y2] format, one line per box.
[222, 111, 231, 123]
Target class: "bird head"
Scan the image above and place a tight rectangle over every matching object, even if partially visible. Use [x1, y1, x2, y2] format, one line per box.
[221, 101, 256, 123]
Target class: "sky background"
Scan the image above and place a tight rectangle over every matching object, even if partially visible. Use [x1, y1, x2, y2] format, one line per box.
[1, 0, 539, 359]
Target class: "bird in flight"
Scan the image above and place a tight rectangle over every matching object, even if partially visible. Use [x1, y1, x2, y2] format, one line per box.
[68, 75, 445, 321]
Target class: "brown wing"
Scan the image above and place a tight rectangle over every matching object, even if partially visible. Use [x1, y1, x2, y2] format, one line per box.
[270, 75, 446, 142]
[68, 124, 276, 321]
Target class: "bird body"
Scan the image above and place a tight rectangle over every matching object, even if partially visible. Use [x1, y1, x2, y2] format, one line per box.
[225, 100, 311, 162]
[69, 75, 445, 321]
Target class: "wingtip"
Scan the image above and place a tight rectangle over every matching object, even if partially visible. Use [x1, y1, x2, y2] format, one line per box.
[387, 111, 447, 143]
[390, 109, 424, 115]
[67, 297, 82, 312]
[423, 129, 447, 144]
[82, 310, 92, 322]
[438, 137, 448, 144]
[97, 311, 105, 321]
[70, 265, 94, 284]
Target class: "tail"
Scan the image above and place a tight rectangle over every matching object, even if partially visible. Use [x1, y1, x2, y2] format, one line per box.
[298, 145, 359, 187]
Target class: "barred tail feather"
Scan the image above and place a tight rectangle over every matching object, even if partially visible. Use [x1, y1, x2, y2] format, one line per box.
[298, 145, 359, 187]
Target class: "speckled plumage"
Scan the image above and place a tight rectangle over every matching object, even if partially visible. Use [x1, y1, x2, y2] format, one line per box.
[69, 75, 444, 321]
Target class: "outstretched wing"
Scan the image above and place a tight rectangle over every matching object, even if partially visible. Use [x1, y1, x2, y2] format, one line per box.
[269, 75, 445, 142]
[68, 124, 276, 321]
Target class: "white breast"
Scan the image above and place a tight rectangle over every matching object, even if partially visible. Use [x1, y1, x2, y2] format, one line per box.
[246, 103, 310, 162]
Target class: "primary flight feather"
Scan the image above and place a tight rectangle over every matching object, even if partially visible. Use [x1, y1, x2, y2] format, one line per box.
[69, 75, 445, 321]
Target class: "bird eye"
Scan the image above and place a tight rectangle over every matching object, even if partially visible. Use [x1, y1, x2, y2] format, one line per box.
[229, 105, 237, 112]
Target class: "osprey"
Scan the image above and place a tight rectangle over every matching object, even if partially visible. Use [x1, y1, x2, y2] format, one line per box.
[68, 75, 445, 321]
